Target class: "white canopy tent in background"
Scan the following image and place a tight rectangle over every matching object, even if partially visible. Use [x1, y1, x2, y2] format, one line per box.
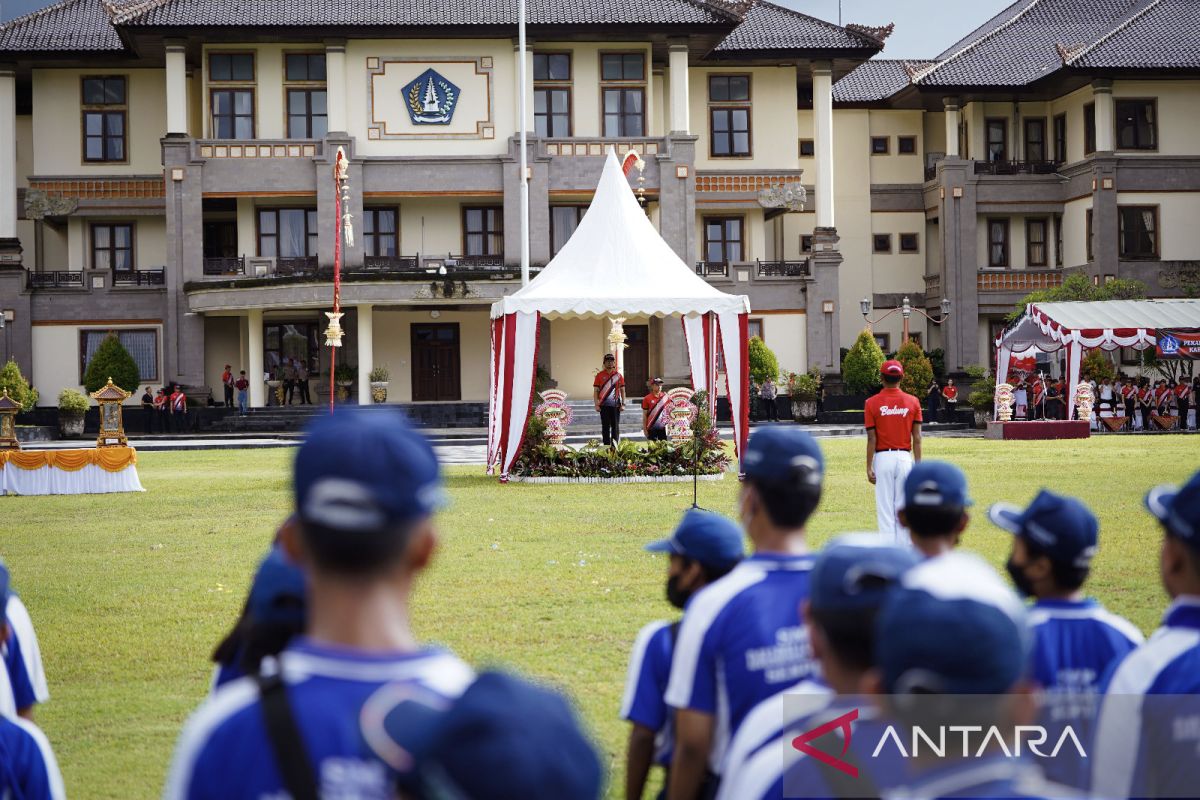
[994, 299, 1200, 418]
[488, 148, 751, 480]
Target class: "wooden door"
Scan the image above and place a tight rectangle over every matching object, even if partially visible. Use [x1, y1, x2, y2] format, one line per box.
[411, 323, 461, 401]
[624, 325, 650, 399]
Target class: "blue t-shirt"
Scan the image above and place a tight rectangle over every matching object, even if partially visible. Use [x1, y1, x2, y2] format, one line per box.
[3, 626, 37, 713]
[1026, 597, 1143, 788]
[0, 716, 65, 800]
[1091, 597, 1200, 799]
[620, 620, 676, 766]
[665, 553, 818, 772]
[719, 698, 910, 800]
[165, 638, 474, 800]
[889, 757, 1069, 800]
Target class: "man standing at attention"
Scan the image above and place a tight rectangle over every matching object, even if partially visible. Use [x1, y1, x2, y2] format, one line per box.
[666, 427, 824, 800]
[221, 364, 234, 409]
[164, 410, 474, 799]
[641, 378, 670, 442]
[865, 359, 922, 545]
[940, 376, 958, 422]
[594, 353, 625, 446]
[234, 371, 250, 416]
[169, 385, 188, 434]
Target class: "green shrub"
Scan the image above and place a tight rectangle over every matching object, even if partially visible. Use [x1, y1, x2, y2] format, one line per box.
[747, 337, 780, 387]
[368, 366, 390, 382]
[965, 364, 997, 411]
[0, 359, 38, 412]
[58, 388, 89, 416]
[1080, 350, 1116, 383]
[83, 333, 140, 393]
[895, 340, 934, 397]
[842, 329, 884, 395]
[785, 368, 821, 401]
[333, 362, 356, 383]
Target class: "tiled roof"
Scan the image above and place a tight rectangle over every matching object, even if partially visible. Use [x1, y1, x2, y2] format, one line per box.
[0, 0, 127, 52]
[1066, 0, 1200, 69]
[832, 59, 935, 102]
[109, 0, 739, 27]
[913, 0, 1148, 87]
[713, 1, 884, 52]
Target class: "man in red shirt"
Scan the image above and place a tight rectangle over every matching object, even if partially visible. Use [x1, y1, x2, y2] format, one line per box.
[593, 353, 625, 446]
[641, 377, 669, 441]
[865, 360, 923, 545]
[169, 385, 188, 434]
[940, 378, 958, 423]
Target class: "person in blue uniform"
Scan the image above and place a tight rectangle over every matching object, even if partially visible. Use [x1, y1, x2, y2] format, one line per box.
[164, 409, 474, 800]
[718, 535, 919, 800]
[0, 715, 65, 800]
[869, 552, 1072, 799]
[898, 460, 972, 558]
[0, 561, 37, 720]
[623, 508, 744, 800]
[665, 426, 825, 800]
[1091, 469, 1200, 798]
[989, 488, 1143, 788]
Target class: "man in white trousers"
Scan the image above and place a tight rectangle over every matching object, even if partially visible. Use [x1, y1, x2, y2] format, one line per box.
[864, 359, 922, 544]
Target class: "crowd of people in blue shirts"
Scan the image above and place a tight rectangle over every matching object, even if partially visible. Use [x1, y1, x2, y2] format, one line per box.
[2, 409, 1199, 799]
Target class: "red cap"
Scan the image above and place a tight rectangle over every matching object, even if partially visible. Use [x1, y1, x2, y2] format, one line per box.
[881, 359, 904, 378]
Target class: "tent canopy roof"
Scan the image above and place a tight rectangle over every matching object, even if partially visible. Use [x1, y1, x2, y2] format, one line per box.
[490, 149, 750, 320]
[999, 298, 1200, 352]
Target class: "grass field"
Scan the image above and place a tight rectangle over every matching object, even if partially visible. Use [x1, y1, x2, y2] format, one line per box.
[3, 435, 1197, 798]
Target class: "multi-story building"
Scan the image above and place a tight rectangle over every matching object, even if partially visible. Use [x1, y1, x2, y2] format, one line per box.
[0, 0, 1196, 410]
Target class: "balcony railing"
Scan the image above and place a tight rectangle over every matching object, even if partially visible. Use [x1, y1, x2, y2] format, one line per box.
[113, 268, 166, 287]
[204, 256, 246, 276]
[924, 164, 938, 182]
[360, 255, 419, 272]
[274, 257, 321, 277]
[27, 271, 83, 289]
[925, 274, 942, 297]
[974, 159, 1062, 176]
[695, 261, 729, 277]
[756, 259, 810, 278]
[977, 269, 1064, 292]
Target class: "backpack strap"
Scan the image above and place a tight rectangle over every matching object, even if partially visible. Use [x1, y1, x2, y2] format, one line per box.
[257, 672, 321, 800]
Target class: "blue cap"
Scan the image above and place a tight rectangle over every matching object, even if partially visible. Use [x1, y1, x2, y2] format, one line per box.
[644, 509, 744, 571]
[1146, 469, 1200, 549]
[739, 425, 824, 489]
[810, 534, 920, 612]
[294, 409, 443, 534]
[247, 547, 306, 628]
[366, 671, 603, 800]
[988, 490, 1099, 569]
[904, 461, 973, 510]
[876, 552, 1029, 694]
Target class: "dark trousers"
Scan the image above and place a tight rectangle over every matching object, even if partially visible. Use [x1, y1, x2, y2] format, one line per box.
[600, 405, 621, 445]
[284, 380, 295, 404]
[647, 425, 667, 442]
[298, 380, 311, 404]
[1179, 400, 1190, 429]
[759, 397, 778, 421]
[143, 406, 154, 434]
[223, 385, 234, 408]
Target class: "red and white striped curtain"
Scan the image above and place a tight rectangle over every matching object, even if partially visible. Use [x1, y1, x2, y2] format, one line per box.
[682, 311, 750, 470]
[486, 311, 541, 480]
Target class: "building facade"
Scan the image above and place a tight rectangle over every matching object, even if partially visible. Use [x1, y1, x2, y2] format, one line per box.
[0, 0, 1196, 409]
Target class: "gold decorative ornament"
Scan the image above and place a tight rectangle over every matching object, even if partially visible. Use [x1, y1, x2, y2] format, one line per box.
[90, 377, 131, 447]
[324, 311, 345, 347]
[0, 388, 21, 451]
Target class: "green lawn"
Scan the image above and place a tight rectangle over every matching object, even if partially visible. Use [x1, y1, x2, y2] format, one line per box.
[3, 435, 1197, 798]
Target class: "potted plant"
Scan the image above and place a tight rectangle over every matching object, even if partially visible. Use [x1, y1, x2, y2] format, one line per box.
[965, 365, 997, 429]
[786, 368, 821, 422]
[369, 366, 390, 404]
[57, 388, 89, 439]
[334, 362, 356, 402]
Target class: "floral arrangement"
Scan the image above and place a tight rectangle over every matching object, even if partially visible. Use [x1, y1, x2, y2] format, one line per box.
[1074, 382, 1094, 421]
[994, 382, 1014, 421]
[534, 390, 573, 446]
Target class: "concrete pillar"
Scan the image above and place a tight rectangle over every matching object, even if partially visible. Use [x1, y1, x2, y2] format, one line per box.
[668, 43, 690, 135]
[163, 139, 205, 387]
[248, 308, 264, 408]
[0, 68, 17, 243]
[357, 304, 374, 405]
[165, 41, 189, 136]
[318, 136, 363, 269]
[937, 161, 980, 373]
[1093, 79, 1114, 153]
[812, 62, 835, 229]
[659, 137, 697, 265]
[1090, 156, 1119, 280]
[325, 41, 348, 134]
[943, 97, 961, 158]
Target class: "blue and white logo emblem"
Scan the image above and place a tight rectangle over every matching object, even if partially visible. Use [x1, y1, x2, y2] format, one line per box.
[1160, 334, 1181, 355]
[403, 68, 460, 125]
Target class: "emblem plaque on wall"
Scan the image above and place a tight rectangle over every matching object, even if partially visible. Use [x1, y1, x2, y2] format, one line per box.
[402, 68, 460, 125]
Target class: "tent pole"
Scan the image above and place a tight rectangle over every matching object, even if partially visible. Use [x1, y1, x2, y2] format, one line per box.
[518, 0, 530, 287]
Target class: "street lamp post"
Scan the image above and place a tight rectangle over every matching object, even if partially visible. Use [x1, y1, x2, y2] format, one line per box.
[860, 296, 952, 346]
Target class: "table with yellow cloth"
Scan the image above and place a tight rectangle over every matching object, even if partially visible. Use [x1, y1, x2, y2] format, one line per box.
[0, 447, 144, 495]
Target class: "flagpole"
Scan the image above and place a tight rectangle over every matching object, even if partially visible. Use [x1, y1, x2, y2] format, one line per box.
[518, 0, 530, 286]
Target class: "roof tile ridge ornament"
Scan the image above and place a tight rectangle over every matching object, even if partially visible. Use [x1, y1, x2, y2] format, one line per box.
[695, 0, 756, 22]
[109, 0, 172, 25]
[845, 22, 895, 48]
[1059, 0, 1164, 67]
[911, 0, 1043, 84]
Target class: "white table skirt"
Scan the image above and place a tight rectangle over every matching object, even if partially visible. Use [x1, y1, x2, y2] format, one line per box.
[1, 463, 144, 496]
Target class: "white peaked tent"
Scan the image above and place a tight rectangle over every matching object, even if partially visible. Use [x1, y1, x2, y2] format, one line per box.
[488, 148, 751, 480]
